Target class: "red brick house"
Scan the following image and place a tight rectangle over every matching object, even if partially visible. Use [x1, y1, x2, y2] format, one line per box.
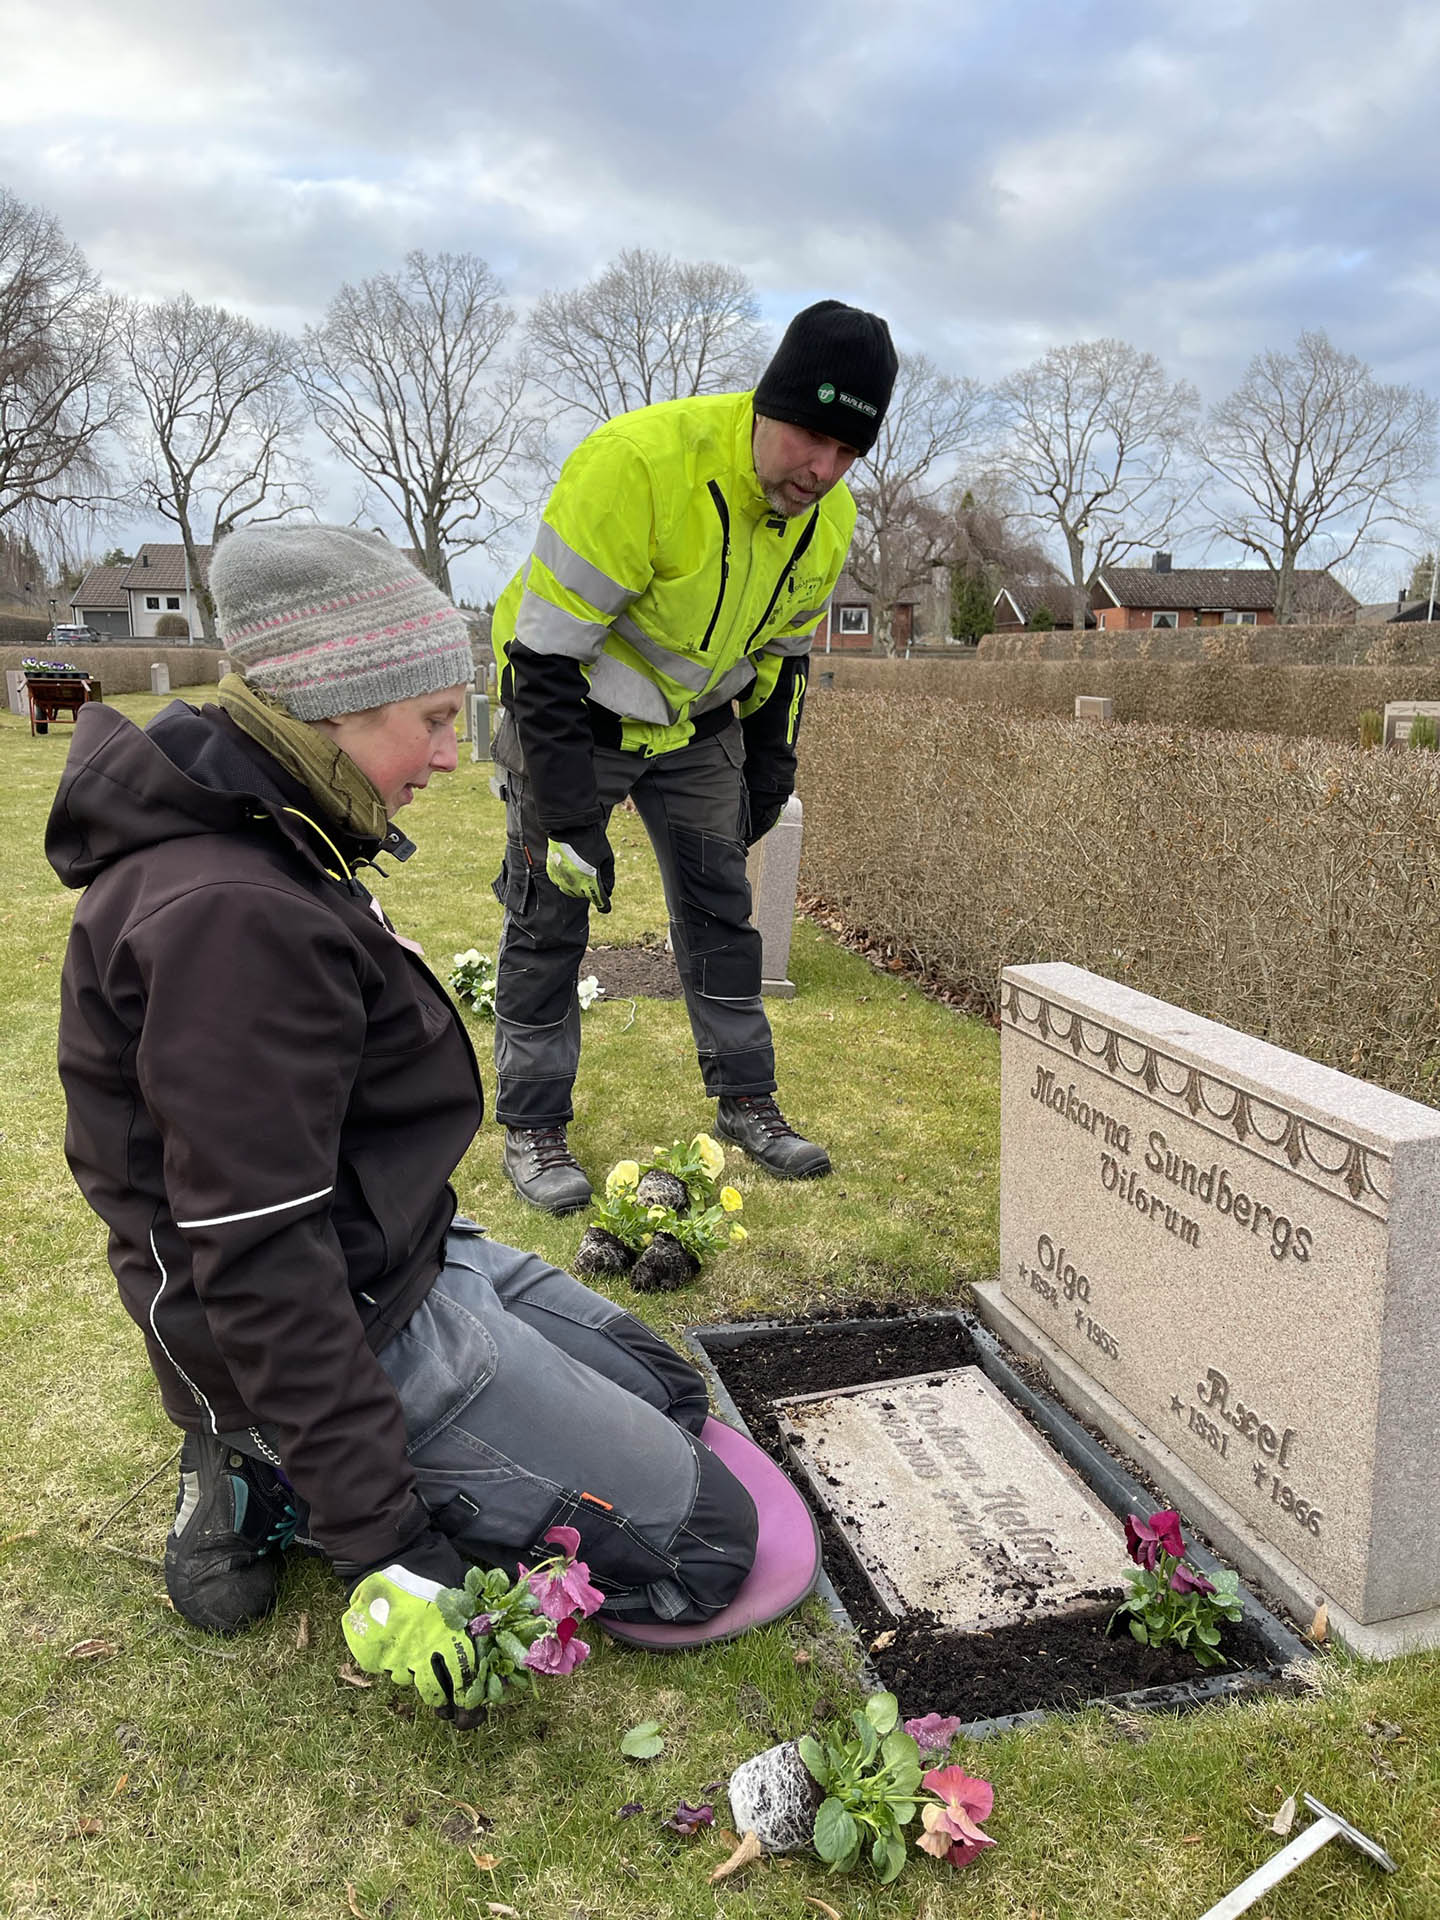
[1091, 554, 1357, 629]
[810, 570, 921, 652]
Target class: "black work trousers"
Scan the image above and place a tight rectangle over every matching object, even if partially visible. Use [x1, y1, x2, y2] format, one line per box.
[491, 709, 776, 1129]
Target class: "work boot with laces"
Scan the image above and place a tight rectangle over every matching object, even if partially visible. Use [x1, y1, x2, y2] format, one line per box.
[502, 1124, 594, 1213]
[715, 1095, 831, 1180]
[164, 1430, 299, 1635]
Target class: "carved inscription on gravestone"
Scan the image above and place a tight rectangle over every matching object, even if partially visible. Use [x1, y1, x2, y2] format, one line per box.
[775, 1369, 1124, 1633]
[999, 962, 1440, 1627]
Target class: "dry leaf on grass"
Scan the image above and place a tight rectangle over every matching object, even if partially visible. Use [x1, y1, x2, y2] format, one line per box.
[793, 1648, 811, 1665]
[471, 1851, 499, 1871]
[487, 1907, 519, 1917]
[295, 1611, 310, 1650]
[337, 1663, 373, 1689]
[1272, 1793, 1297, 1836]
[64, 1639, 118, 1661]
[111, 1774, 128, 1797]
[1309, 1602, 1329, 1644]
[344, 1884, 367, 1919]
[709, 1830, 762, 1883]
[66, 1819, 103, 1839]
[154, 1592, 175, 1612]
[803, 1899, 844, 1920]
[1179, 1835, 1204, 1844]
[0, 1529, 38, 1549]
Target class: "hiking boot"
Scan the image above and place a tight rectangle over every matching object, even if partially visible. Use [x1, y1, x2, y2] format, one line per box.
[715, 1095, 831, 1180]
[502, 1125, 594, 1214]
[164, 1430, 298, 1635]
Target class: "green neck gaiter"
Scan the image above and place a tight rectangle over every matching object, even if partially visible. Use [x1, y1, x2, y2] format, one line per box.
[216, 673, 389, 842]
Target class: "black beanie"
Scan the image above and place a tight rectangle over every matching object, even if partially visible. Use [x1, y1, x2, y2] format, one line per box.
[753, 300, 898, 456]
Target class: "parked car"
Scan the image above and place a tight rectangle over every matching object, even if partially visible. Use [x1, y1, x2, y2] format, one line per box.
[47, 624, 101, 646]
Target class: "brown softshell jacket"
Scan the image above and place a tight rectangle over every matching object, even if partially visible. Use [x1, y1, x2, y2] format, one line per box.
[46, 699, 484, 1571]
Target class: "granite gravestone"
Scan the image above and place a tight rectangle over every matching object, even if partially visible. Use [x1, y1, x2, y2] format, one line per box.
[976, 962, 1440, 1656]
[745, 793, 803, 998]
[776, 1368, 1124, 1632]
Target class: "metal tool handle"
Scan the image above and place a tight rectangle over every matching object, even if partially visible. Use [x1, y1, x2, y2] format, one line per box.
[1197, 1816, 1339, 1919]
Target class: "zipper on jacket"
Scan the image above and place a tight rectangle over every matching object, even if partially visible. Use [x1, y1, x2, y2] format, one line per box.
[697, 481, 731, 652]
[745, 506, 820, 648]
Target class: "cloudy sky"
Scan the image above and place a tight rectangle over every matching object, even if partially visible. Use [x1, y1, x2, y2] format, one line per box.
[5, 0, 1439, 599]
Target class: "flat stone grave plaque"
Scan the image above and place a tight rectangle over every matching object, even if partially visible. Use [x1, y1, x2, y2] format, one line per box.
[983, 960, 1440, 1657]
[775, 1367, 1124, 1632]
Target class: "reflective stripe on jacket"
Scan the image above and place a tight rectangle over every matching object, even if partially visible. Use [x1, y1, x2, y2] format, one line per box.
[492, 390, 855, 759]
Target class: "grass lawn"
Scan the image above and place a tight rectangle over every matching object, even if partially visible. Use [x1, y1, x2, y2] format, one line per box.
[1, 692, 1436, 1920]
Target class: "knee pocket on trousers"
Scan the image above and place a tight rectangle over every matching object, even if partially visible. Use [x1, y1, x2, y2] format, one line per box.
[667, 823, 761, 1000]
[492, 839, 535, 914]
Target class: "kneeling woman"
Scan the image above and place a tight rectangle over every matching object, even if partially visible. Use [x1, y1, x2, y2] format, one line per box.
[48, 527, 757, 1714]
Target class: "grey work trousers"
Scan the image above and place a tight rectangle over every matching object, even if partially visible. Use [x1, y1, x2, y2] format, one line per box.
[232, 1226, 759, 1624]
[490, 709, 777, 1128]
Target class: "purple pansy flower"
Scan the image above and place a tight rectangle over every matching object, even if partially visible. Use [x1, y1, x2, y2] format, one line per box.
[523, 1553, 606, 1622]
[522, 1614, 590, 1677]
[1169, 1561, 1216, 1597]
[903, 1713, 964, 1760]
[1124, 1509, 1186, 1570]
[661, 1801, 715, 1837]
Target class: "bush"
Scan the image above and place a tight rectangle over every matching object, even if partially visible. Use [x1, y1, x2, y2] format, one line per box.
[153, 613, 190, 639]
[1358, 708, 1383, 750]
[799, 694, 1440, 1102]
[1029, 605, 1055, 630]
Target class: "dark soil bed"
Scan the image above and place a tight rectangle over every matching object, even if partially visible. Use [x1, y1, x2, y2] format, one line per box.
[583, 942, 683, 999]
[698, 1309, 1273, 1722]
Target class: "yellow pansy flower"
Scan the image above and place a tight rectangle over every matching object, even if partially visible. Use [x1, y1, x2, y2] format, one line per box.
[693, 1133, 726, 1179]
[729, 1224, 748, 1244]
[720, 1187, 743, 1213]
[605, 1160, 641, 1198]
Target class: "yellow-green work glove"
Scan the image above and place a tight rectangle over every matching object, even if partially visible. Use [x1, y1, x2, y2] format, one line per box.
[545, 829, 614, 912]
[342, 1564, 481, 1711]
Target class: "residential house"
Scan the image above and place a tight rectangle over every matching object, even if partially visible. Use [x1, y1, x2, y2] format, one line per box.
[1090, 553, 1357, 629]
[71, 544, 214, 640]
[992, 581, 1092, 631]
[809, 567, 959, 651]
[68, 564, 132, 638]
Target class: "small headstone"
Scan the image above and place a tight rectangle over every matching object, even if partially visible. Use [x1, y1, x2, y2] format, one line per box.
[1075, 695, 1113, 722]
[468, 691, 492, 763]
[745, 794, 803, 998]
[982, 961, 1440, 1656]
[5, 669, 28, 717]
[1382, 699, 1440, 747]
[775, 1368, 1124, 1632]
[149, 662, 171, 695]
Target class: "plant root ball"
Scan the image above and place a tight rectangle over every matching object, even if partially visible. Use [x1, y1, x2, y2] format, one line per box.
[572, 1226, 637, 1278]
[628, 1232, 701, 1293]
[636, 1169, 690, 1214]
[727, 1740, 823, 1853]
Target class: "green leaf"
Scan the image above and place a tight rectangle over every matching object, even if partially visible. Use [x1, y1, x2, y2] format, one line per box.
[485, 1670, 503, 1703]
[886, 1762, 922, 1801]
[813, 1798, 859, 1866]
[620, 1720, 665, 1760]
[495, 1630, 530, 1664]
[851, 1711, 879, 1765]
[1129, 1619, 1149, 1644]
[797, 1734, 827, 1785]
[434, 1589, 470, 1632]
[871, 1830, 908, 1884]
[1196, 1621, 1222, 1646]
[881, 1730, 920, 1773]
[864, 1691, 900, 1736]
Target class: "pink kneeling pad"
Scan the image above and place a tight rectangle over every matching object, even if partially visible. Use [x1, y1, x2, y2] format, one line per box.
[599, 1417, 821, 1649]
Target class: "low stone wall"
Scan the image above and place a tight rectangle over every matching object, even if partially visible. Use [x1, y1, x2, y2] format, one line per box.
[0, 644, 227, 695]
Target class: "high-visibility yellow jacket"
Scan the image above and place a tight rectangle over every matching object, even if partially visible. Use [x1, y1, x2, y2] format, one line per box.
[492, 390, 855, 832]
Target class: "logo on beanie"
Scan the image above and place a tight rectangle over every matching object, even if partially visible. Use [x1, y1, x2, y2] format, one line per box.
[817, 382, 835, 403]
[838, 389, 879, 417]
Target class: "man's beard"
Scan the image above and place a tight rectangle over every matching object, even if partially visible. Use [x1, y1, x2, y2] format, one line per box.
[761, 477, 819, 518]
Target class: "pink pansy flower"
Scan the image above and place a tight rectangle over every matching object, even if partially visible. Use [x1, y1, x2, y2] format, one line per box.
[1124, 1509, 1186, 1570]
[903, 1713, 964, 1760]
[1169, 1561, 1216, 1597]
[543, 1524, 582, 1558]
[465, 1611, 495, 1639]
[916, 1765, 996, 1869]
[523, 1615, 590, 1676]
[523, 1550, 606, 1622]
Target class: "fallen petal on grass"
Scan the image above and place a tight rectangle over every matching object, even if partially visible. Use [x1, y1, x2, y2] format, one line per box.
[1272, 1793, 1297, 1836]
[471, 1852, 499, 1871]
[709, 1830, 763, 1883]
[64, 1639, 117, 1660]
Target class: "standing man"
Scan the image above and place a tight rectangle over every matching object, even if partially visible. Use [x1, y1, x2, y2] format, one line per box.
[490, 300, 897, 1212]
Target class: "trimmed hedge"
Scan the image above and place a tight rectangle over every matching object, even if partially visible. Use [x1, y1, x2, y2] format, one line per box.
[0, 614, 50, 647]
[811, 655, 1440, 744]
[0, 644, 227, 694]
[975, 622, 1439, 665]
[799, 694, 1440, 1103]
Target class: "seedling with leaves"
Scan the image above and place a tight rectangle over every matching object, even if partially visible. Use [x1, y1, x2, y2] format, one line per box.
[432, 1524, 602, 1706]
[574, 1135, 747, 1290]
[797, 1691, 924, 1884]
[1109, 1509, 1244, 1667]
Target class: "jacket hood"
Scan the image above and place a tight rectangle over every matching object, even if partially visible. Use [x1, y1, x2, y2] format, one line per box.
[47, 699, 319, 889]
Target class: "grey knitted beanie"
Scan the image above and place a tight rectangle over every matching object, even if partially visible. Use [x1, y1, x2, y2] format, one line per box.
[211, 525, 474, 720]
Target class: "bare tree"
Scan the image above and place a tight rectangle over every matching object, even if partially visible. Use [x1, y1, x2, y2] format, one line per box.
[844, 353, 989, 654]
[122, 293, 310, 640]
[526, 249, 766, 442]
[298, 251, 536, 592]
[993, 338, 1199, 620]
[0, 188, 125, 553]
[1202, 330, 1437, 623]
[947, 479, 1074, 638]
